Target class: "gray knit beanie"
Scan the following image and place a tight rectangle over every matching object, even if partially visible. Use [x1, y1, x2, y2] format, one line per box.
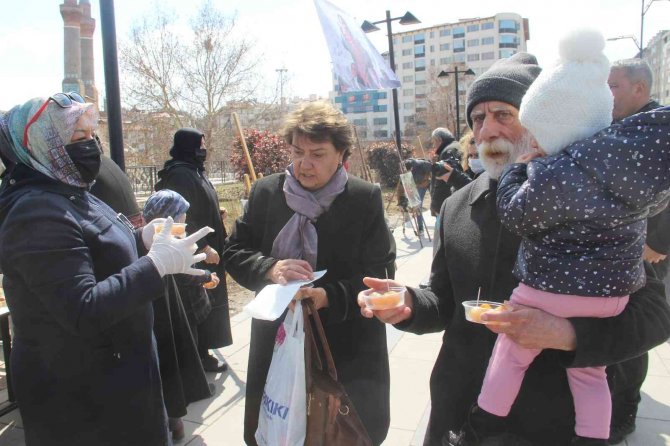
[465, 52, 542, 129]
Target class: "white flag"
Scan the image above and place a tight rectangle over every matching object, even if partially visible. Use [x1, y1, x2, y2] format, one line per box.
[313, 0, 401, 92]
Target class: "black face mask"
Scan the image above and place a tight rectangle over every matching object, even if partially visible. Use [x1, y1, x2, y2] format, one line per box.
[65, 138, 102, 183]
[195, 147, 207, 164]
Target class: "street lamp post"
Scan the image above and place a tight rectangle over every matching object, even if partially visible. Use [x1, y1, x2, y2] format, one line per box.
[362, 11, 420, 152]
[438, 67, 475, 140]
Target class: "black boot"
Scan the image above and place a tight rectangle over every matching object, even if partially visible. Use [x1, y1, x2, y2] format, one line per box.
[571, 435, 609, 445]
[445, 404, 507, 446]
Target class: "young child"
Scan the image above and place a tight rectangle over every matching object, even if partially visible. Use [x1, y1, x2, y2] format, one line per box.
[142, 189, 219, 441]
[466, 29, 670, 446]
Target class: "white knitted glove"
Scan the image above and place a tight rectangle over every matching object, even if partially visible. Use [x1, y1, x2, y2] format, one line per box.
[146, 217, 213, 277]
[141, 218, 166, 250]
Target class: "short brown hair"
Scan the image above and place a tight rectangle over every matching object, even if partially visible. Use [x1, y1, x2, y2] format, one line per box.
[281, 101, 353, 161]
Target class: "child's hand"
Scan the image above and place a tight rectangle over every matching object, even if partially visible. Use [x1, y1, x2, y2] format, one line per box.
[204, 272, 219, 289]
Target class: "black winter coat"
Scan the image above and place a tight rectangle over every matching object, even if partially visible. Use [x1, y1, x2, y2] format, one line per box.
[497, 107, 670, 296]
[430, 140, 462, 215]
[223, 173, 396, 446]
[396, 173, 670, 446]
[90, 154, 141, 223]
[156, 160, 232, 348]
[0, 165, 168, 446]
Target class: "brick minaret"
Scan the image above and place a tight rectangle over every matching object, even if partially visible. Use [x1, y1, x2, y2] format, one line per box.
[60, 0, 84, 95]
[79, 0, 98, 104]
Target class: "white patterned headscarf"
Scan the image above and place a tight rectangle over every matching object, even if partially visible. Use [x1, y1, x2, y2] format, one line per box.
[6, 97, 97, 187]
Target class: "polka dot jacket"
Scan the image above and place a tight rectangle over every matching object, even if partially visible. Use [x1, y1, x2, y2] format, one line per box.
[497, 107, 670, 297]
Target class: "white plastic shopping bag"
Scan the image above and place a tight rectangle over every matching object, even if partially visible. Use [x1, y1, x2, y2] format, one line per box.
[255, 304, 306, 446]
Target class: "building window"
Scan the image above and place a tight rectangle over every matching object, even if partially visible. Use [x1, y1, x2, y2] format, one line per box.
[467, 24, 480, 32]
[429, 31, 435, 38]
[481, 22, 494, 30]
[481, 51, 495, 60]
[430, 59, 436, 66]
[402, 35, 413, 43]
[499, 35, 519, 48]
[373, 117, 387, 125]
[439, 29, 451, 37]
[403, 75, 413, 82]
[454, 53, 466, 63]
[402, 48, 412, 56]
[353, 118, 368, 126]
[414, 33, 425, 44]
[374, 105, 388, 112]
[415, 72, 426, 82]
[414, 45, 425, 57]
[467, 39, 479, 47]
[403, 89, 414, 97]
[403, 116, 415, 123]
[415, 59, 426, 71]
[440, 43, 450, 51]
[499, 49, 517, 59]
[453, 39, 465, 53]
[373, 130, 388, 138]
[440, 56, 453, 64]
[467, 53, 480, 62]
[415, 80, 426, 85]
[481, 36, 495, 45]
[499, 19, 519, 33]
[402, 61, 414, 69]
[453, 27, 465, 38]
[429, 45, 435, 52]
[377, 92, 387, 99]
[403, 102, 414, 110]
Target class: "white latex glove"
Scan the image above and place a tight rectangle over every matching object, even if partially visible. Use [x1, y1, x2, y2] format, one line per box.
[142, 218, 166, 250]
[146, 217, 213, 277]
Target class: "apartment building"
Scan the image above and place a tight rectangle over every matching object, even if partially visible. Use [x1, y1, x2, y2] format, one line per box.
[644, 30, 670, 106]
[332, 13, 529, 140]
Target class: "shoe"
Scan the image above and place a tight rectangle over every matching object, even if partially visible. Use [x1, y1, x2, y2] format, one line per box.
[201, 354, 228, 373]
[208, 382, 216, 396]
[446, 404, 508, 445]
[169, 417, 185, 442]
[571, 436, 608, 445]
[609, 414, 636, 445]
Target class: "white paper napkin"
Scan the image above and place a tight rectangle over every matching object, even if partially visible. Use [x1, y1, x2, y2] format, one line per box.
[243, 270, 327, 320]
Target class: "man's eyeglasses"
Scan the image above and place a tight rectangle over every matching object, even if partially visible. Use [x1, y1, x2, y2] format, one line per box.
[23, 92, 85, 148]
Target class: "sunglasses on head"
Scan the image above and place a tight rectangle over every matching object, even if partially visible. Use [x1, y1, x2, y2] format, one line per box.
[23, 92, 86, 148]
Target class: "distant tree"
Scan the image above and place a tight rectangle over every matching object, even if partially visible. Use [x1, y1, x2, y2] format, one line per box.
[230, 129, 291, 180]
[119, 0, 260, 164]
[366, 140, 413, 187]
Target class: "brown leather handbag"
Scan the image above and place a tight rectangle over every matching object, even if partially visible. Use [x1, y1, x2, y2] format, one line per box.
[301, 300, 373, 446]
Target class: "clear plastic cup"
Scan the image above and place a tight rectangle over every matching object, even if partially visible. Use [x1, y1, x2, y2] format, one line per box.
[154, 222, 187, 238]
[462, 300, 505, 324]
[364, 286, 406, 310]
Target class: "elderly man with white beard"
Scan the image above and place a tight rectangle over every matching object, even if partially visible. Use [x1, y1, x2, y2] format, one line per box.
[357, 52, 670, 446]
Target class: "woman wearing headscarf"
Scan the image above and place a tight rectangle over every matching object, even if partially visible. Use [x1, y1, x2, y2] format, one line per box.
[142, 190, 217, 442]
[155, 128, 232, 372]
[223, 101, 396, 446]
[0, 94, 212, 446]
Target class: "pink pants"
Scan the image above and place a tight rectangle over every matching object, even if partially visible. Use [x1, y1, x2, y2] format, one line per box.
[478, 283, 629, 439]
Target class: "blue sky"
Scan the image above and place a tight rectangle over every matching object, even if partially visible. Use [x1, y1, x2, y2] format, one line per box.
[1, 0, 668, 111]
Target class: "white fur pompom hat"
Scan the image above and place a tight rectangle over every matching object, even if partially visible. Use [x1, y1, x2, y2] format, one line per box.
[519, 28, 613, 156]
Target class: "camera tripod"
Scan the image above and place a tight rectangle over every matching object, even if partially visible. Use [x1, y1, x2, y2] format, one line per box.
[386, 181, 431, 248]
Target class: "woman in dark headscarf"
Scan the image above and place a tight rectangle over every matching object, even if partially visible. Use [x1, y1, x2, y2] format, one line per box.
[155, 128, 232, 372]
[223, 101, 396, 446]
[0, 94, 212, 446]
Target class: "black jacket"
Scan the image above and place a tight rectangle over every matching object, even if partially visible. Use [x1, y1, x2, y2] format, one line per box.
[223, 173, 396, 446]
[430, 140, 462, 215]
[497, 107, 670, 296]
[155, 159, 232, 348]
[395, 173, 670, 446]
[0, 165, 167, 446]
